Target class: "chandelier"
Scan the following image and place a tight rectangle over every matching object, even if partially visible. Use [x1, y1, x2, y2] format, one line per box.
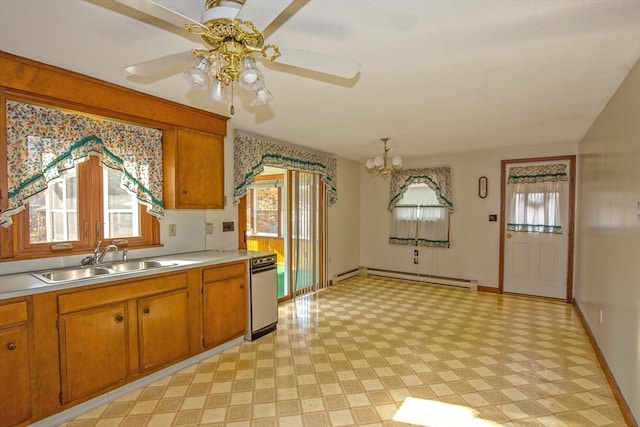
[182, 0, 278, 115]
[366, 138, 402, 177]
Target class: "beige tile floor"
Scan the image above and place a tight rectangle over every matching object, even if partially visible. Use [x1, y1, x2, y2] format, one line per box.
[60, 275, 626, 426]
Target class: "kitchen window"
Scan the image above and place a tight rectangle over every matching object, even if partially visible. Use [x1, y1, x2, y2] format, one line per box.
[1, 99, 162, 259]
[12, 156, 159, 258]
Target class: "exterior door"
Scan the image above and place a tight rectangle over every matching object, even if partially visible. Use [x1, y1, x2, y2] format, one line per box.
[500, 156, 575, 301]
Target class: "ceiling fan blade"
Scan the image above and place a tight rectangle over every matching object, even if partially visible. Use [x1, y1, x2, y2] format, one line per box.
[125, 50, 195, 76]
[236, 0, 294, 32]
[271, 47, 361, 79]
[112, 0, 201, 29]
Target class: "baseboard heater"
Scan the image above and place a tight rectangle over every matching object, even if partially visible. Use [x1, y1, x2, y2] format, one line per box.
[335, 267, 362, 283]
[361, 267, 478, 291]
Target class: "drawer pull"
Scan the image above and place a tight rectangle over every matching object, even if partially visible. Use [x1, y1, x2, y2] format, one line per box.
[115, 314, 124, 322]
[7, 343, 16, 351]
[143, 308, 150, 314]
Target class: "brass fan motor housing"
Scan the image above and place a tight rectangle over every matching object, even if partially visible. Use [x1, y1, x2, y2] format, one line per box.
[206, 0, 245, 9]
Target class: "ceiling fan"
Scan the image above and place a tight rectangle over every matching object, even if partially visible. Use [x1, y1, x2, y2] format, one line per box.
[114, 0, 361, 114]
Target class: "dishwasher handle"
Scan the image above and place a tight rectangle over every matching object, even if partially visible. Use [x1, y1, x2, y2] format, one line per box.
[252, 264, 277, 274]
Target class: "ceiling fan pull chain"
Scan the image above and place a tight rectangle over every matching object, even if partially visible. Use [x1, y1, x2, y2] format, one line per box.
[230, 83, 235, 116]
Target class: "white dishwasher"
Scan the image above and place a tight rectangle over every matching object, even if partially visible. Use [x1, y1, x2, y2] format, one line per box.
[245, 254, 278, 341]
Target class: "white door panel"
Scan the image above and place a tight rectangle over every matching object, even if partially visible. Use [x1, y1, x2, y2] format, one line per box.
[502, 159, 572, 300]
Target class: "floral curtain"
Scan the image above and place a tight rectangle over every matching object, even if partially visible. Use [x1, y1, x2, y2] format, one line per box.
[1, 100, 164, 227]
[506, 163, 568, 234]
[388, 167, 453, 211]
[233, 133, 337, 205]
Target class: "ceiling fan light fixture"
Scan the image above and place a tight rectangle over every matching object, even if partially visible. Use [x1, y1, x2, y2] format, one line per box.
[183, 57, 211, 90]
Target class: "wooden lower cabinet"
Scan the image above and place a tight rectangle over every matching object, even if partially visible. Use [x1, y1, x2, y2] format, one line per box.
[202, 261, 247, 349]
[18, 261, 250, 425]
[57, 273, 190, 404]
[58, 302, 129, 404]
[138, 289, 190, 372]
[0, 300, 31, 427]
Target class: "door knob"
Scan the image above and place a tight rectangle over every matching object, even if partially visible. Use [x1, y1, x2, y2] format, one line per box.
[506, 233, 512, 238]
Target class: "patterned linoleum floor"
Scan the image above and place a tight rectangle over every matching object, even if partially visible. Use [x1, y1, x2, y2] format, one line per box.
[60, 275, 626, 427]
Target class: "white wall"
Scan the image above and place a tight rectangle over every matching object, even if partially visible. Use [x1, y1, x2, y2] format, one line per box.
[327, 158, 361, 281]
[575, 58, 640, 421]
[360, 143, 577, 288]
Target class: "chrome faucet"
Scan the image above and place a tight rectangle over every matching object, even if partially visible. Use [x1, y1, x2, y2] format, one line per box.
[95, 241, 119, 264]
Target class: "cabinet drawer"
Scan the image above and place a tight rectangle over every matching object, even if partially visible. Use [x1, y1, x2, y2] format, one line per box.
[202, 261, 246, 284]
[58, 273, 188, 314]
[0, 301, 28, 328]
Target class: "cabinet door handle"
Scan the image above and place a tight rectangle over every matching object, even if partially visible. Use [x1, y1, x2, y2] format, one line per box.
[115, 314, 124, 322]
[240, 285, 245, 289]
[7, 343, 16, 351]
[143, 308, 150, 314]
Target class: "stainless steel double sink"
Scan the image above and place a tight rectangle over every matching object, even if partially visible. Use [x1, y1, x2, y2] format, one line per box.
[32, 260, 178, 284]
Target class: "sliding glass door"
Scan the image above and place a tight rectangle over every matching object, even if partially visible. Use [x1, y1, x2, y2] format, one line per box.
[242, 167, 325, 301]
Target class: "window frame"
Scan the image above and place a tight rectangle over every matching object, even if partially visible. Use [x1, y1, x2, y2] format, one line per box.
[3, 151, 160, 261]
[246, 173, 284, 238]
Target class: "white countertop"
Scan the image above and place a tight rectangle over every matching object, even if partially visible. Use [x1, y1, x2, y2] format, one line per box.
[0, 249, 275, 300]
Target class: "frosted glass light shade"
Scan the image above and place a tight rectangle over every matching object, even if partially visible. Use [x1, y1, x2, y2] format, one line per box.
[209, 78, 230, 103]
[183, 57, 211, 90]
[391, 155, 402, 168]
[366, 159, 375, 169]
[374, 156, 384, 167]
[239, 56, 264, 91]
[251, 87, 273, 106]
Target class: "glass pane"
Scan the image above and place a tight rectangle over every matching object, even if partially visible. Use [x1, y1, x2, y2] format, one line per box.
[28, 171, 78, 243]
[28, 192, 47, 243]
[103, 168, 139, 238]
[255, 187, 279, 235]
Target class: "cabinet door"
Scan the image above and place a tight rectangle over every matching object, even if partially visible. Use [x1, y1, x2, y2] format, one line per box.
[59, 303, 129, 403]
[0, 324, 30, 427]
[138, 289, 190, 372]
[176, 128, 224, 209]
[203, 275, 247, 348]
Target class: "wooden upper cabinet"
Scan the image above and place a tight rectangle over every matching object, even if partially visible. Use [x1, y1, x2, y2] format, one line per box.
[164, 128, 225, 209]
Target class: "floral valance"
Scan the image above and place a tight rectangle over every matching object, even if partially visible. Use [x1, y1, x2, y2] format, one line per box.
[507, 163, 568, 184]
[233, 133, 337, 205]
[1, 100, 164, 227]
[389, 167, 453, 211]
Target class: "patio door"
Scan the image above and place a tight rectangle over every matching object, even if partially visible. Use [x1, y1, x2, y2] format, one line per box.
[240, 167, 326, 301]
[500, 156, 575, 301]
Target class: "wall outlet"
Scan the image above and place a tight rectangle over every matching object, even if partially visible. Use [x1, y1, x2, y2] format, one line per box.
[414, 249, 419, 257]
[205, 222, 214, 235]
[222, 221, 234, 232]
[168, 224, 176, 237]
[414, 257, 419, 265]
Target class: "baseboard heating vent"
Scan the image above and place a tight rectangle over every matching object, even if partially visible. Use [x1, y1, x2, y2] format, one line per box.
[362, 267, 478, 291]
[335, 267, 362, 283]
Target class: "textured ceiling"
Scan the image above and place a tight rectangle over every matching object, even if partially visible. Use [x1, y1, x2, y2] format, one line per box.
[1, 0, 639, 162]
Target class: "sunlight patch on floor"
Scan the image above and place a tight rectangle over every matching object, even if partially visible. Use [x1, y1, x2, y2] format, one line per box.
[393, 397, 503, 427]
